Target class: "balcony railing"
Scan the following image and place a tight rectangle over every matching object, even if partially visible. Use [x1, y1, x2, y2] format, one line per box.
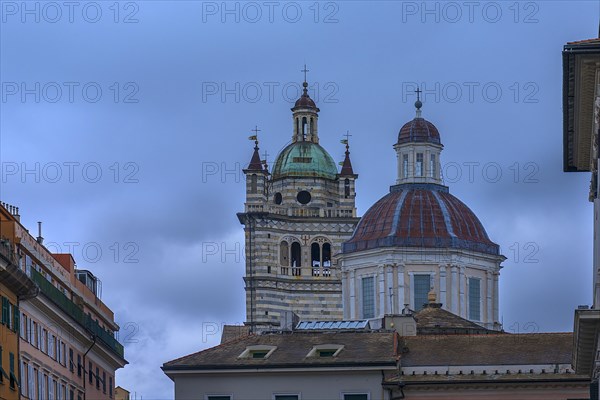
[30, 268, 124, 359]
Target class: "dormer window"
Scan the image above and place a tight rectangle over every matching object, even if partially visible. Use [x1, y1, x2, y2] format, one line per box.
[306, 344, 344, 358]
[238, 345, 277, 359]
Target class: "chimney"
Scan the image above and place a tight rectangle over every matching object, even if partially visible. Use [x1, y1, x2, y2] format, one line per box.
[384, 314, 417, 336]
[37, 222, 44, 244]
[0, 202, 21, 221]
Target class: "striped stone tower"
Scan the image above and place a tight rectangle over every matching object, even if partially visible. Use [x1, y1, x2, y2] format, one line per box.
[238, 71, 360, 332]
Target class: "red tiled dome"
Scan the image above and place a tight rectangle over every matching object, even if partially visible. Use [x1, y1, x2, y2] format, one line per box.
[292, 82, 319, 111]
[293, 95, 317, 109]
[398, 118, 441, 145]
[343, 184, 499, 255]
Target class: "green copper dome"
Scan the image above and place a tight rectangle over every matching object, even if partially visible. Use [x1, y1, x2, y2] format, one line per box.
[272, 142, 338, 180]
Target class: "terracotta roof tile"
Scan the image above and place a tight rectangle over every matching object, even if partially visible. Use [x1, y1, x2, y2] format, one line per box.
[567, 38, 600, 45]
[398, 117, 441, 145]
[344, 185, 499, 255]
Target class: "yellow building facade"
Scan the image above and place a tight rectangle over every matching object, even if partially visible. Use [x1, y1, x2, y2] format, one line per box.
[0, 228, 37, 400]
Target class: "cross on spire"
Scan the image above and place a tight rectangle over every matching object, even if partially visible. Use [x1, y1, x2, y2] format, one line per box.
[250, 125, 261, 149]
[414, 87, 423, 116]
[261, 150, 270, 163]
[343, 130, 352, 142]
[301, 64, 309, 83]
[341, 130, 352, 152]
[415, 87, 422, 102]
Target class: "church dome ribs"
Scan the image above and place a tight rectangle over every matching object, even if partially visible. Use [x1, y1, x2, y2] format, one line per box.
[343, 185, 499, 255]
[272, 142, 339, 180]
[398, 118, 441, 145]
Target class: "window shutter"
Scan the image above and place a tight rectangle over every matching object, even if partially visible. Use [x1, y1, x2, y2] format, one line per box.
[9, 352, 15, 388]
[13, 305, 19, 333]
[1, 297, 7, 325]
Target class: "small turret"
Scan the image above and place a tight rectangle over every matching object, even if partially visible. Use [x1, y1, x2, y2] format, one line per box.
[243, 128, 269, 212]
[338, 133, 358, 217]
[291, 65, 320, 144]
[394, 88, 444, 186]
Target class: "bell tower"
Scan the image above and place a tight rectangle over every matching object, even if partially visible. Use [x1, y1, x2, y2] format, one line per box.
[237, 68, 360, 332]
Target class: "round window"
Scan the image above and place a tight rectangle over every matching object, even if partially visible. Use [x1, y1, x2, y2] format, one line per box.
[297, 191, 311, 205]
[274, 192, 282, 205]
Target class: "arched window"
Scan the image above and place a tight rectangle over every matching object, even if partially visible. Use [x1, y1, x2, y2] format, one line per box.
[302, 117, 308, 140]
[311, 243, 321, 267]
[322, 243, 331, 268]
[250, 174, 257, 193]
[291, 242, 302, 269]
[310, 118, 314, 136]
[280, 241, 289, 266]
[403, 154, 409, 178]
[429, 154, 436, 178]
[296, 118, 300, 138]
[344, 178, 350, 197]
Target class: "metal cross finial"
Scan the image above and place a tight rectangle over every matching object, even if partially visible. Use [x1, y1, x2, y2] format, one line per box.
[301, 64, 309, 83]
[251, 125, 261, 135]
[262, 150, 270, 163]
[344, 130, 352, 142]
[415, 87, 422, 102]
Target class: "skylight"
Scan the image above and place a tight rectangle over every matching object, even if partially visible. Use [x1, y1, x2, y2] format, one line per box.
[306, 344, 344, 358]
[238, 345, 277, 359]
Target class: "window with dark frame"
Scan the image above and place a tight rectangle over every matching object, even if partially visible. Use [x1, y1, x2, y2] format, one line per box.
[344, 395, 369, 400]
[69, 348, 74, 372]
[413, 274, 431, 311]
[9, 352, 15, 389]
[361, 276, 375, 319]
[274, 395, 299, 400]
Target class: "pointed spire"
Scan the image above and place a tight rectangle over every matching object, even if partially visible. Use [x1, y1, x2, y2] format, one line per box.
[340, 131, 355, 176]
[246, 126, 263, 170]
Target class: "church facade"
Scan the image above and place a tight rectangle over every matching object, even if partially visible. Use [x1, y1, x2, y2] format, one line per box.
[340, 99, 505, 330]
[237, 79, 360, 331]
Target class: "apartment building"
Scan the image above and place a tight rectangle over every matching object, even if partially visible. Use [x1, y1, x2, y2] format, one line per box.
[0, 232, 38, 400]
[0, 203, 127, 400]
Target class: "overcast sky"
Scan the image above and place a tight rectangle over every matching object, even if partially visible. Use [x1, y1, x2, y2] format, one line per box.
[1, 1, 598, 398]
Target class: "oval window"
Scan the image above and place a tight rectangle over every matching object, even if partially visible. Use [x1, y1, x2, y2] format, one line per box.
[274, 193, 282, 205]
[297, 191, 311, 205]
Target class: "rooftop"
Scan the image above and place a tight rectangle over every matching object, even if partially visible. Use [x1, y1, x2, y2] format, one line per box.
[399, 333, 573, 367]
[163, 331, 398, 371]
